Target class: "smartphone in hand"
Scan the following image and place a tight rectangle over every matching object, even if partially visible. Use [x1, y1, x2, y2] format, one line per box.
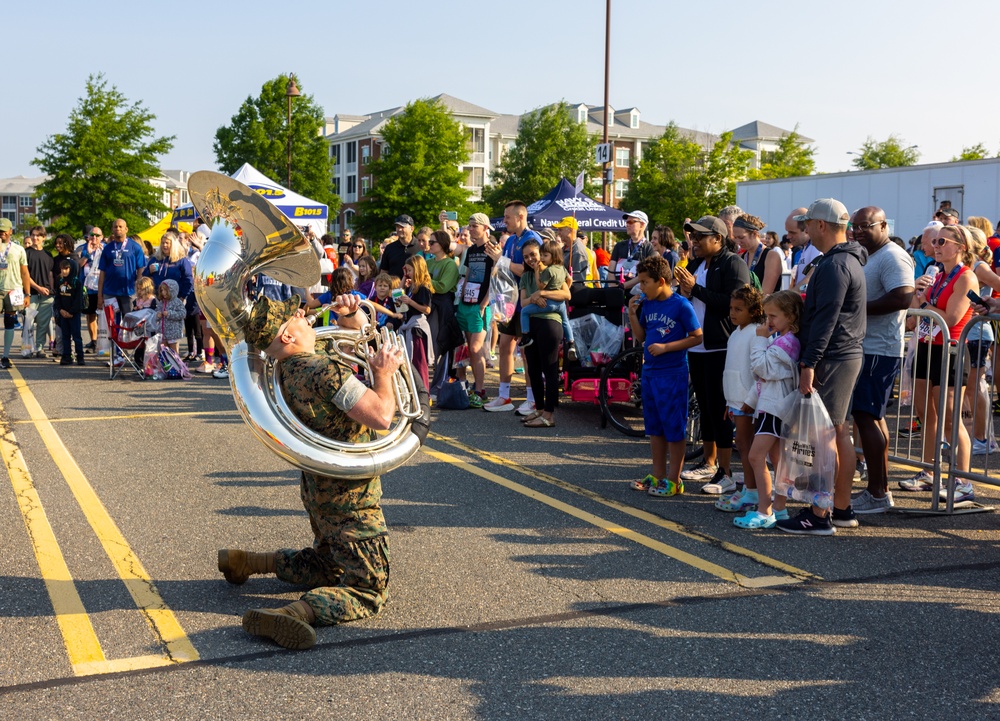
[445, 211, 458, 221]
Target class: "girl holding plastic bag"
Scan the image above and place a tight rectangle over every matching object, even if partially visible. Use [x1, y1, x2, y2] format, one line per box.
[734, 290, 803, 530]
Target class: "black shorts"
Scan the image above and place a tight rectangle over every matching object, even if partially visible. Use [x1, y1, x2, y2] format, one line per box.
[753, 411, 783, 437]
[913, 342, 965, 389]
[86, 293, 99, 315]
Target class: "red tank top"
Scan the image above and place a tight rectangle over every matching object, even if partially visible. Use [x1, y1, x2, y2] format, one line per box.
[930, 265, 973, 346]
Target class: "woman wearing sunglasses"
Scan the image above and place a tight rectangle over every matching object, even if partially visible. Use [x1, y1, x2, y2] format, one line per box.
[340, 237, 368, 274]
[901, 224, 978, 498]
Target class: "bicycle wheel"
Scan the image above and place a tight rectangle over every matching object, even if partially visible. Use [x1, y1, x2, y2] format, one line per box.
[599, 346, 645, 437]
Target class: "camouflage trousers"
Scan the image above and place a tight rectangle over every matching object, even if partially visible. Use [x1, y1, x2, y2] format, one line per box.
[274, 472, 390, 627]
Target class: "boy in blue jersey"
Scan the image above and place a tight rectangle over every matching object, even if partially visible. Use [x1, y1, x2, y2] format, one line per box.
[627, 255, 702, 497]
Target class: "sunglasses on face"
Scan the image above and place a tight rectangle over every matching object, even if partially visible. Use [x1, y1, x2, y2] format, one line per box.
[853, 221, 883, 232]
[933, 237, 962, 247]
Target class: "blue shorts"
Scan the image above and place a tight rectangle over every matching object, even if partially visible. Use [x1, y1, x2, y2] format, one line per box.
[729, 406, 754, 418]
[642, 370, 688, 442]
[851, 354, 902, 420]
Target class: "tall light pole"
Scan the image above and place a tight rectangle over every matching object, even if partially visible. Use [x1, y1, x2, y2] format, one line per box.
[286, 73, 301, 190]
[601, 0, 611, 250]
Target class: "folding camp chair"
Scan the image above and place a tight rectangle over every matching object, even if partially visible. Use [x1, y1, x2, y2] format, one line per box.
[103, 304, 146, 380]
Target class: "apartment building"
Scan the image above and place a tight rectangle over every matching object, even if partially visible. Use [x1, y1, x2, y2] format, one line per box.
[0, 176, 48, 229]
[332, 93, 810, 234]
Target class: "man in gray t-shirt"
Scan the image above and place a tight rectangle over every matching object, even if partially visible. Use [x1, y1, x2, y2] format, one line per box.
[849, 206, 915, 513]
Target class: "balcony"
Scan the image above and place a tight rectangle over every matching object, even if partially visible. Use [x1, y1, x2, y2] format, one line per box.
[469, 152, 485, 164]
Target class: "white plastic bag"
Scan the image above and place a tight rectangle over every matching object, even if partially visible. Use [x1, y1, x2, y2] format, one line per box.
[568, 313, 601, 367]
[588, 315, 625, 366]
[773, 393, 837, 510]
[20, 306, 37, 357]
[489, 265, 518, 325]
[96, 306, 111, 356]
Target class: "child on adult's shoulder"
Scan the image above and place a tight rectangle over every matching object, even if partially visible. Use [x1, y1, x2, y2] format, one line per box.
[517, 240, 576, 354]
[734, 290, 803, 530]
[54, 258, 85, 365]
[717, 284, 766, 513]
[627, 254, 702, 498]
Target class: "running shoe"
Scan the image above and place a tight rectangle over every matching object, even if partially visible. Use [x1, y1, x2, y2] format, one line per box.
[701, 469, 737, 495]
[972, 438, 1000, 455]
[680, 461, 718, 481]
[851, 489, 895, 514]
[516, 400, 536, 416]
[898, 470, 933, 492]
[939, 481, 975, 503]
[775, 508, 836, 536]
[483, 397, 515, 412]
[468, 393, 485, 409]
[831, 506, 858, 528]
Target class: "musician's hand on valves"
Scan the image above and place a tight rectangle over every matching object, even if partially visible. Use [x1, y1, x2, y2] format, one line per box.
[369, 338, 404, 377]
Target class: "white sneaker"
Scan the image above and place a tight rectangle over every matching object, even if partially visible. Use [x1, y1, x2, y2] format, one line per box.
[483, 397, 515, 412]
[681, 461, 718, 481]
[701, 471, 737, 495]
[898, 470, 933, 492]
[972, 438, 1000, 455]
[516, 400, 536, 416]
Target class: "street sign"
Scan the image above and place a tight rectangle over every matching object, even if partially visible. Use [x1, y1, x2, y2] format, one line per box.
[595, 143, 612, 165]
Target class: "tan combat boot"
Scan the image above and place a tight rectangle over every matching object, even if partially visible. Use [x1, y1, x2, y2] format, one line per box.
[217, 549, 276, 585]
[242, 600, 317, 650]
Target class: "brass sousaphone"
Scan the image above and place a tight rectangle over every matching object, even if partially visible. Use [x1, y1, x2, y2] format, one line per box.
[189, 170, 428, 480]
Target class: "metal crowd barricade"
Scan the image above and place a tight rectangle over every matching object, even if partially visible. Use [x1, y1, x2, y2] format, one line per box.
[944, 313, 1000, 514]
[886, 308, 988, 515]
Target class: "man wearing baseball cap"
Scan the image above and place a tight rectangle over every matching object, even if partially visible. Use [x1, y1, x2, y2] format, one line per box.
[553, 216, 590, 284]
[0, 218, 31, 369]
[379, 214, 418, 279]
[778, 198, 867, 536]
[610, 210, 654, 290]
[935, 206, 960, 226]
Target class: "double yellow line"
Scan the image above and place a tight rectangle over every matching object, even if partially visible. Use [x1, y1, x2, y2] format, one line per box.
[4, 369, 198, 676]
[425, 432, 819, 588]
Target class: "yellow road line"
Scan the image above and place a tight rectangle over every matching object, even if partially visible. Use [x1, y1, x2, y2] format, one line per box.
[15, 409, 239, 424]
[9, 368, 199, 675]
[428, 432, 819, 582]
[1, 420, 105, 668]
[423, 447, 800, 589]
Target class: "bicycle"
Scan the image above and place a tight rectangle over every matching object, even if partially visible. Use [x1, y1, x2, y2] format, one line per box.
[598, 344, 701, 446]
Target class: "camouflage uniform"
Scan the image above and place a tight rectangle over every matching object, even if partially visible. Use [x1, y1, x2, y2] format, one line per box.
[276, 337, 390, 625]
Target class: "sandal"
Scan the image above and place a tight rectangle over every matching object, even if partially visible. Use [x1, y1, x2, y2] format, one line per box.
[715, 491, 757, 513]
[733, 510, 776, 529]
[524, 416, 555, 428]
[521, 411, 543, 423]
[631, 474, 655, 492]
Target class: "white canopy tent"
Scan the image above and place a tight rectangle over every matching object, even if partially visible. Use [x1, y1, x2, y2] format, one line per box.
[171, 163, 329, 236]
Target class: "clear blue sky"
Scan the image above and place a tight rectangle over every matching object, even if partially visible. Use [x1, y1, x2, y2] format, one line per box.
[5, 0, 999, 179]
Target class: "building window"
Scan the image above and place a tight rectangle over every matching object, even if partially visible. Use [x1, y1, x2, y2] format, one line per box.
[616, 147, 630, 168]
[1, 196, 15, 211]
[343, 208, 355, 230]
[331, 144, 340, 165]
[361, 145, 370, 165]
[466, 127, 486, 164]
[347, 175, 356, 195]
[615, 179, 629, 199]
[463, 167, 484, 190]
[578, 107, 588, 124]
[332, 177, 341, 196]
[630, 112, 639, 129]
[346, 142, 357, 164]
[19, 196, 32, 207]
[361, 176, 371, 196]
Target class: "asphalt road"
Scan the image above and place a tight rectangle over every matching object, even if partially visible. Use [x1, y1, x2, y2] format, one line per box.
[1, 356, 999, 720]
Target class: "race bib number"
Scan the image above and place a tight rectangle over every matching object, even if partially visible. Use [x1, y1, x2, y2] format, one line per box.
[463, 282, 481, 303]
[8, 289, 24, 306]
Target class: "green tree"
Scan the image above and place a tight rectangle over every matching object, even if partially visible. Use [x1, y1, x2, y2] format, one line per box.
[620, 125, 752, 232]
[33, 73, 174, 234]
[355, 98, 471, 239]
[749, 127, 816, 180]
[482, 102, 598, 214]
[851, 134, 920, 170]
[951, 143, 992, 162]
[214, 74, 339, 211]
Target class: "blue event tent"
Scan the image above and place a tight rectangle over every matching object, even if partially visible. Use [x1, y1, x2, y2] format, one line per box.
[492, 178, 628, 232]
